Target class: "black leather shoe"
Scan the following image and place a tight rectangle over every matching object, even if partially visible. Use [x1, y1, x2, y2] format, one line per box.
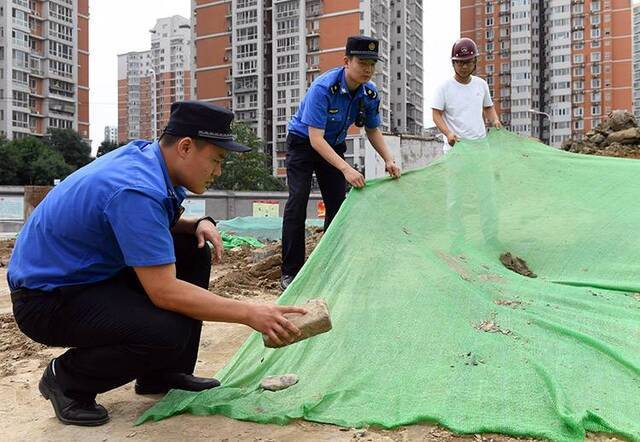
[280, 274, 294, 290]
[39, 360, 110, 426]
[134, 373, 221, 395]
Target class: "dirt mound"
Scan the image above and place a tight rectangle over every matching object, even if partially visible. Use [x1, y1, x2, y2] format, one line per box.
[0, 239, 15, 267]
[561, 110, 640, 159]
[210, 228, 324, 299]
[0, 313, 49, 377]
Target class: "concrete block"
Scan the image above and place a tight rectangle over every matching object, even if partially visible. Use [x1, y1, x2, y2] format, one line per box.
[263, 298, 332, 348]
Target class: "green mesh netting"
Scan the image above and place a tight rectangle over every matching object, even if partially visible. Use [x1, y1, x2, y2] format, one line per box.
[217, 217, 324, 242]
[220, 231, 264, 250]
[138, 129, 640, 441]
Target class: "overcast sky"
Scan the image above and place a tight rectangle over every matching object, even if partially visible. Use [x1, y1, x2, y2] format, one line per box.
[88, 1, 460, 151]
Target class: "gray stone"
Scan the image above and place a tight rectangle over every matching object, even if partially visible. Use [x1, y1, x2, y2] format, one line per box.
[607, 110, 637, 132]
[260, 374, 299, 391]
[263, 298, 332, 348]
[251, 247, 276, 263]
[587, 133, 605, 146]
[605, 127, 640, 146]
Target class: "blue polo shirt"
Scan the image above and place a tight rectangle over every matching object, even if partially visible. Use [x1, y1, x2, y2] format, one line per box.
[7, 140, 186, 292]
[288, 67, 381, 146]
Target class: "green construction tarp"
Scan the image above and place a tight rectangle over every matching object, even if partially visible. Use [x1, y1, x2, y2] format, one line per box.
[138, 130, 640, 441]
[217, 216, 324, 242]
[220, 231, 264, 250]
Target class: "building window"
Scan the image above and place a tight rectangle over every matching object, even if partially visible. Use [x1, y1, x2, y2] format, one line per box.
[276, 36, 299, 53]
[49, 2, 73, 23]
[276, 71, 299, 86]
[12, 29, 29, 49]
[237, 43, 258, 59]
[237, 26, 257, 42]
[12, 111, 29, 128]
[277, 54, 299, 70]
[49, 21, 73, 42]
[12, 69, 28, 86]
[275, 0, 298, 18]
[237, 9, 257, 26]
[237, 60, 257, 75]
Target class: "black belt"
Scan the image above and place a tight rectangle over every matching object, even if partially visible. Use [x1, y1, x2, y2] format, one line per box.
[10, 288, 48, 302]
[10, 282, 94, 302]
[286, 133, 347, 153]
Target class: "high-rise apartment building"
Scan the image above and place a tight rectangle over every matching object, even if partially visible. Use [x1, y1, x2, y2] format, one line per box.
[104, 125, 117, 143]
[118, 16, 192, 143]
[191, 0, 424, 178]
[0, 0, 89, 140]
[461, 0, 632, 145]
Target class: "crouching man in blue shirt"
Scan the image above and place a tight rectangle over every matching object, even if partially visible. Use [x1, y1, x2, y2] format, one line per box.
[7, 101, 306, 426]
[280, 36, 401, 290]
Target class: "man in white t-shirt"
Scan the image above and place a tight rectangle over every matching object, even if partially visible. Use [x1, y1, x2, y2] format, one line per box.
[432, 38, 502, 153]
[431, 38, 503, 252]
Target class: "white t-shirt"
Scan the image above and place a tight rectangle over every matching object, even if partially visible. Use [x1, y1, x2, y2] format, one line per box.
[431, 76, 493, 152]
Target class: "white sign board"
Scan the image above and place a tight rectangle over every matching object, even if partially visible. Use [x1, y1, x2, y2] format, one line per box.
[0, 196, 24, 220]
[252, 201, 280, 217]
[182, 199, 206, 218]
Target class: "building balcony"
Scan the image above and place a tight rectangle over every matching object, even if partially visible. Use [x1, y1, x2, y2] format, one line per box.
[29, 10, 44, 20]
[12, 120, 30, 130]
[30, 67, 44, 77]
[13, 101, 29, 110]
[29, 87, 44, 97]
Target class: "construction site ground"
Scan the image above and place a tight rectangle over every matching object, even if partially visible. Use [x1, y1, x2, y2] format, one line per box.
[0, 236, 624, 441]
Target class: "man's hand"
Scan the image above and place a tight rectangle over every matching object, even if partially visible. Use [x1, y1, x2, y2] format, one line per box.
[195, 219, 222, 264]
[248, 304, 307, 347]
[385, 160, 401, 178]
[492, 120, 503, 130]
[446, 131, 459, 147]
[343, 166, 365, 188]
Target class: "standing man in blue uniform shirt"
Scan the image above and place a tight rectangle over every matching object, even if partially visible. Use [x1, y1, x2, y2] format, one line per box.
[281, 35, 401, 289]
[8, 101, 306, 426]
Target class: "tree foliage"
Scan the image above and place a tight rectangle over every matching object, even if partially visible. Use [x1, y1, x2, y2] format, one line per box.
[0, 137, 73, 185]
[97, 140, 121, 157]
[45, 128, 92, 169]
[210, 123, 285, 191]
[0, 124, 286, 190]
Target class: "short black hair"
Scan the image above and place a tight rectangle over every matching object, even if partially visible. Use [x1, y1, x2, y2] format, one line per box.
[159, 133, 208, 149]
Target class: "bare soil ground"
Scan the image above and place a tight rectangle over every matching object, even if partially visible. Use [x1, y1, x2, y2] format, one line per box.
[0, 239, 621, 441]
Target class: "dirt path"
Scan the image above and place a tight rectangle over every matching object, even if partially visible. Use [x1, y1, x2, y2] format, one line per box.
[0, 241, 619, 441]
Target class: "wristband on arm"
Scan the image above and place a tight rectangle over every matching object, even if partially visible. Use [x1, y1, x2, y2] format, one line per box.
[194, 216, 217, 231]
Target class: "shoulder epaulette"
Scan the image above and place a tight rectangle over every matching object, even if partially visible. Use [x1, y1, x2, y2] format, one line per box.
[330, 83, 340, 95]
[364, 86, 377, 100]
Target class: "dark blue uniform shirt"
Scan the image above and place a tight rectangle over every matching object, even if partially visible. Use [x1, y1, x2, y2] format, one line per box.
[8, 140, 186, 292]
[288, 67, 381, 145]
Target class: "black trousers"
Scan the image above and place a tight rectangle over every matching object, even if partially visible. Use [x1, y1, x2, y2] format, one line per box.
[282, 134, 347, 276]
[11, 233, 211, 401]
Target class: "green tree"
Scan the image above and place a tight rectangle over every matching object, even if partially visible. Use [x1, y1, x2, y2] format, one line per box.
[210, 123, 285, 191]
[97, 140, 121, 157]
[45, 128, 91, 169]
[0, 142, 21, 185]
[0, 137, 73, 185]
